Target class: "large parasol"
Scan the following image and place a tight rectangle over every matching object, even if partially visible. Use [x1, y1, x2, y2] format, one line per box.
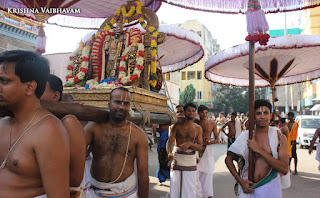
[205, 35, 320, 110]
[161, 0, 320, 14]
[132, 24, 204, 73]
[44, 23, 204, 81]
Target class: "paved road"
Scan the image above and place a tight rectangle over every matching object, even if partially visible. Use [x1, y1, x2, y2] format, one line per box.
[149, 143, 320, 198]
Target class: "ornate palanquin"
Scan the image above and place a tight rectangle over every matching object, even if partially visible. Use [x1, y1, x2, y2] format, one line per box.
[64, 0, 175, 125]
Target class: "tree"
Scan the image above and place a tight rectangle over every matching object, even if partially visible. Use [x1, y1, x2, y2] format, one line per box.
[179, 84, 196, 105]
[212, 84, 267, 114]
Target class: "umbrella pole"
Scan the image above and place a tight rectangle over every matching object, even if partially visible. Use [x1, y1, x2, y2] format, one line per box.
[248, 41, 255, 182]
[271, 85, 275, 120]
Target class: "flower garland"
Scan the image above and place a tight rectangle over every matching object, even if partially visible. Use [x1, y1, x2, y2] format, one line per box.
[65, 48, 79, 82]
[103, 7, 121, 32]
[118, 42, 145, 85]
[102, 0, 159, 91]
[121, 4, 135, 23]
[245, 33, 270, 46]
[65, 38, 92, 87]
[136, 1, 159, 91]
[91, 30, 117, 81]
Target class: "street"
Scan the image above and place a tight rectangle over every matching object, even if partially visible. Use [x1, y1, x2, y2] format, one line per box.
[148, 144, 320, 198]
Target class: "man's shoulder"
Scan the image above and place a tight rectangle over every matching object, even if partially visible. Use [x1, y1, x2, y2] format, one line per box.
[33, 114, 68, 142]
[61, 114, 79, 123]
[280, 126, 289, 131]
[129, 122, 148, 144]
[85, 121, 105, 130]
[36, 113, 61, 128]
[130, 121, 144, 132]
[193, 122, 202, 128]
[129, 122, 146, 137]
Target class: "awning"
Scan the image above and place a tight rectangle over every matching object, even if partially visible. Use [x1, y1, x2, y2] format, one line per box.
[310, 104, 320, 111]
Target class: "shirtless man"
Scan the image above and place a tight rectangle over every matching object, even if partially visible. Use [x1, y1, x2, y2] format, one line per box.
[85, 87, 149, 198]
[196, 105, 219, 147]
[41, 74, 86, 197]
[0, 50, 70, 197]
[176, 104, 185, 116]
[279, 118, 289, 138]
[225, 99, 288, 197]
[221, 113, 237, 148]
[196, 105, 219, 198]
[167, 102, 203, 198]
[216, 112, 228, 143]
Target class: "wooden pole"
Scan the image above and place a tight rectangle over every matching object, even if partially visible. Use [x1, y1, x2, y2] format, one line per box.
[272, 85, 275, 120]
[248, 41, 255, 182]
[0, 100, 180, 125]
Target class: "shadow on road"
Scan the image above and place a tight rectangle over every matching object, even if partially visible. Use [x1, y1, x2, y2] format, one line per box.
[283, 171, 320, 198]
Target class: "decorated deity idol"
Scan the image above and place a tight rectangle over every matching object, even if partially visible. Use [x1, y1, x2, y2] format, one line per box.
[73, 41, 84, 76]
[118, 28, 144, 85]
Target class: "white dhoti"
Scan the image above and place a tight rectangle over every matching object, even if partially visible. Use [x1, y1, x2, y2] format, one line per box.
[196, 152, 203, 198]
[34, 186, 84, 198]
[170, 147, 197, 198]
[235, 120, 242, 139]
[228, 127, 284, 198]
[198, 144, 215, 197]
[83, 153, 93, 190]
[86, 173, 138, 198]
[34, 195, 46, 198]
[217, 125, 228, 143]
[250, 175, 282, 198]
[70, 186, 85, 198]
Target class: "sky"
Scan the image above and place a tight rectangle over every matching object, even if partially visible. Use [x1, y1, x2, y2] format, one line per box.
[44, 3, 303, 54]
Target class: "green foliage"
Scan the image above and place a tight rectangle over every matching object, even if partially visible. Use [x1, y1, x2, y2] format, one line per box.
[179, 84, 196, 105]
[212, 85, 267, 114]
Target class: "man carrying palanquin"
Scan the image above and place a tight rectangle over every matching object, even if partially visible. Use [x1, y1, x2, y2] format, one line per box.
[167, 102, 203, 198]
[196, 105, 219, 198]
[85, 87, 149, 198]
[225, 99, 288, 198]
[175, 104, 185, 116]
[41, 74, 86, 197]
[0, 50, 70, 198]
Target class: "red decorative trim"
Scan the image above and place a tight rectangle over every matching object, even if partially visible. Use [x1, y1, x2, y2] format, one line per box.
[162, 1, 320, 14]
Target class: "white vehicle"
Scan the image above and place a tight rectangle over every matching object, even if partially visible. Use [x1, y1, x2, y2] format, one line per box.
[295, 115, 320, 148]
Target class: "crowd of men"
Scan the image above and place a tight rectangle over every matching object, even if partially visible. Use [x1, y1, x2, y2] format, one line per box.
[0, 50, 319, 198]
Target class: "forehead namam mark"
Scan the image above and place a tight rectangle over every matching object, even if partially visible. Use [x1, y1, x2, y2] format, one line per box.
[111, 90, 131, 102]
[256, 106, 269, 113]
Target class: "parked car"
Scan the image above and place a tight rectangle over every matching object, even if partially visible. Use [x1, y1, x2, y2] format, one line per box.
[295, 115, 320, 148]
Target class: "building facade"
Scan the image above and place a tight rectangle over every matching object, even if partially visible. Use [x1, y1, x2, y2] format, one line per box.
[0, 10, 38, 53]
[164, 20, 220, 108]
[299, 7, 320, 115]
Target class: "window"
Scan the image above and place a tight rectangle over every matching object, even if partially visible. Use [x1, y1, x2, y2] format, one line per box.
[197, 71, 202, 80]
[182, 71, 186, 80]
[164, 73, 170, 81]
[187, 71, 195, 80]
[197, 91, 202, 100]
